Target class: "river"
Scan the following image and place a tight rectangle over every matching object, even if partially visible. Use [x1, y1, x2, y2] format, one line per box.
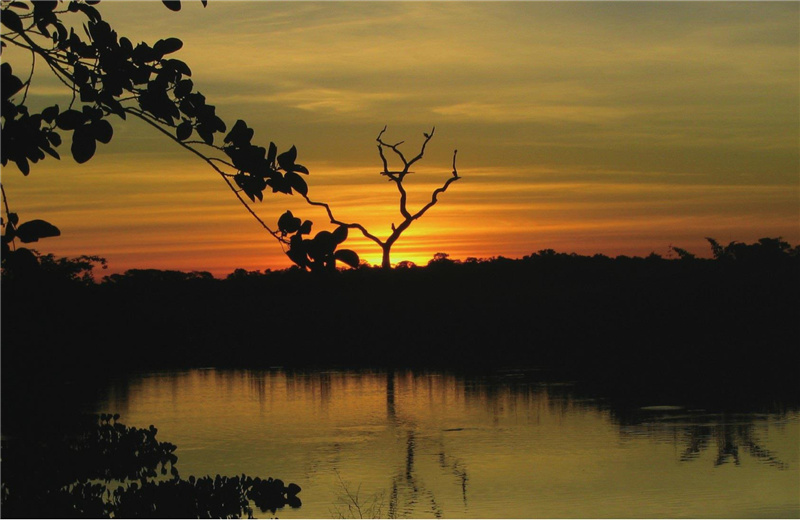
[95, 368, 799, 518]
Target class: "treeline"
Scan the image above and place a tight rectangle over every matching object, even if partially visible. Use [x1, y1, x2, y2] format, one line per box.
[2, 237, 798, 399]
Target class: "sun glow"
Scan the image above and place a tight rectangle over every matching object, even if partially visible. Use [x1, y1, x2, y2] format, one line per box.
[2, 2, 797, 276]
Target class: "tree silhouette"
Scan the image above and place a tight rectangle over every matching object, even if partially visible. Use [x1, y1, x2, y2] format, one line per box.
[0, 0, 359, 272]
[1, 1, 462, 273]
[304, 126, 460, 269]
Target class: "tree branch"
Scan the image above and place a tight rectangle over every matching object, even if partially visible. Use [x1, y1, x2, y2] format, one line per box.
[1, 184, 15, 252]
[20, 49, 35, 105]
[302, 195, 384, 246]
[125, 107, 284, 242]
[406, 127, 435, 170]
[306, 129, 461, 268]
[409, 174, 460, 223]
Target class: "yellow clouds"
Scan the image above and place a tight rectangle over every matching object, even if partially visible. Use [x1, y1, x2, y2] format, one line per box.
[222, 88, 408, 117]
[432, 102, 638, 125]
[3, 1, 797, 275]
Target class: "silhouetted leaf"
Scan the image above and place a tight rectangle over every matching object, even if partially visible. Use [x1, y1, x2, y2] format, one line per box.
[2, 231, 15, 248]
[164, 59, 191, 77]
[75, 2, 101, 22]
[8, 213, 19, 226]
[50, 21, 67, 43]
[209, 114, 225, 133]
[335, 249, 359, 268]
[82, 105, 104, 122]
[286, 238, 308, 269]
[154, 37, 183, 56]
[41, 104, 60, 123]
[293, 164, 309, 175]
[1, 10, 23, 32]
[267, 142, 277, 166]
[41, 144, 60, 160]
[285, 171, 308, 196]
[47, 131, 61, 147]
[176, 120, 192, 141]
[196, 124, 214, 145]
[56, 109, 86, 130]
[266, 176, 291, 195]
[1, 63, 25, 99]
[277, 210, 301, 235]
[332, 225, 348, 245]
[310, 231, 336, 258]
[15, 219, 61, 243]
[298, 220, 312, 236]
[71, 127, 96, 163]
[224, 119, 252, 146]
[32, 1, 57, 17]
[277, 146, 297, 171]
[103, 97, 126, 119]
[73, 62, 90, 84]
[14, 156, 30, 175]
[174, 78, 193, 98]
[118, 36, 133, 52]
[162, 0, 181, 11]
[79, 83, 96, 102]
[24, 146, 45, 163]
[90, 119, 113, 144]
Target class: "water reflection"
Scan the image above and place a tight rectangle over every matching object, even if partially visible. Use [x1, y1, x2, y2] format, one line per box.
[616, 410, 791, 469]
[100, 369, 799, 518]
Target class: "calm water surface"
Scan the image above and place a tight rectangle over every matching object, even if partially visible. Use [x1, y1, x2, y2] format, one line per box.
[96, 369, 799, 518]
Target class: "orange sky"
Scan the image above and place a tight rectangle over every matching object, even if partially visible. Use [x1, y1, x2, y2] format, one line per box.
[2, 1, 798, 276]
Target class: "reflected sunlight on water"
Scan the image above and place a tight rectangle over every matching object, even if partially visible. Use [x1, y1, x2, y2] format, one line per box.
[99, 369, 800, 518]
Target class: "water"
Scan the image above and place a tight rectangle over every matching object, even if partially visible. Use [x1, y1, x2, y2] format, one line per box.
[97, 369, 799, 518]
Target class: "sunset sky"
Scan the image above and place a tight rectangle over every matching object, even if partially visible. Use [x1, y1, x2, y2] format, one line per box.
[3, 1, 798, 275]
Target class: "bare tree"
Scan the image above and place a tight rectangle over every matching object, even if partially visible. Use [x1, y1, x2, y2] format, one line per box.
[302, 126, 461, 269]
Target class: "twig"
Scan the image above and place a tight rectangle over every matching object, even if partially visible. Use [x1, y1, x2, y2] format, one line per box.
[125, 107, 283, 242]
[1, 184, 16, 251]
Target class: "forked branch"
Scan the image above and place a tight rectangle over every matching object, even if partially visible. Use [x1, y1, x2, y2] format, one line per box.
[308, 127, 461, 269]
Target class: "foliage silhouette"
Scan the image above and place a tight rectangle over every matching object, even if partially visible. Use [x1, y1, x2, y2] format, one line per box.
[1, 1, 463, 272]
[704, 236, 797, 264]
[0, 413, 301, 518]
[0, 0, 341, 270]
[277, 210, 360, 272]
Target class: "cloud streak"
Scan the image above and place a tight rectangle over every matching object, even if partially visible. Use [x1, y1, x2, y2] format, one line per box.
[3, 1, 796, 275]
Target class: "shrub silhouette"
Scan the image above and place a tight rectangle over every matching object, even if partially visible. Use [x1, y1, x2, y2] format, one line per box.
[0, 413, 301, 518]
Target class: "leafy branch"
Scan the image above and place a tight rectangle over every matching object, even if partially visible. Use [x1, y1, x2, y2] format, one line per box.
[2, 1, 461, 273]
[1, 0, 352, 270]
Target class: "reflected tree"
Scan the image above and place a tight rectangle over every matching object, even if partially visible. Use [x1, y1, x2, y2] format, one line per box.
[678, 419, 789, 469]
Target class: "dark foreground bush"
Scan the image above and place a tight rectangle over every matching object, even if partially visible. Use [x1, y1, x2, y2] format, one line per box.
[0, 414, 301, 518]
